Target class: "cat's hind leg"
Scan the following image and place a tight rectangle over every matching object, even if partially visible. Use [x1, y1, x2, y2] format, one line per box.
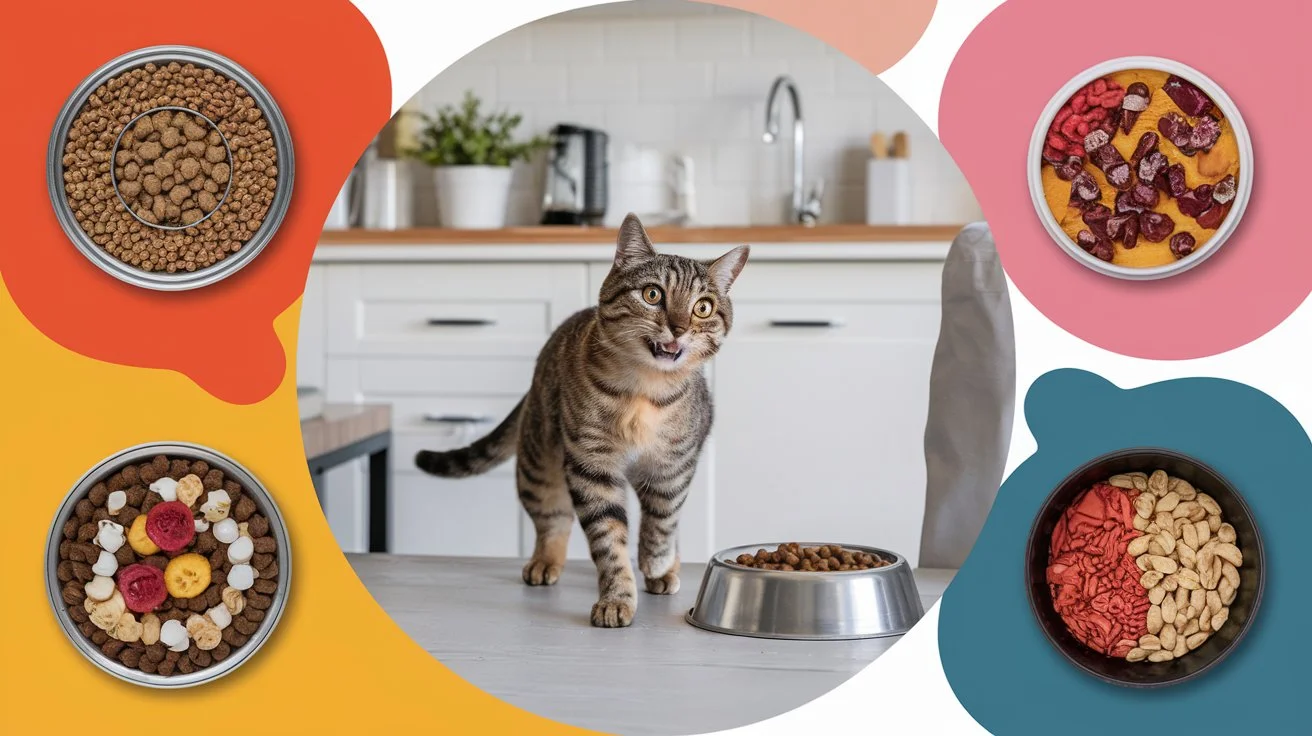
[517, 432, 573, 586]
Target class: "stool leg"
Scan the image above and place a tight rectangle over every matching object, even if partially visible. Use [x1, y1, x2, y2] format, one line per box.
[368, 447, 389, 553]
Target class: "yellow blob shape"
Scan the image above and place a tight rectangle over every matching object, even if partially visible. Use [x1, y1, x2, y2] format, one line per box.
[127, 515, 160, 556]
[164, 553, 211, 599]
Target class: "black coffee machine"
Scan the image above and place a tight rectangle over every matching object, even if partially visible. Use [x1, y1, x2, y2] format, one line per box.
[541, 124, 608, 226]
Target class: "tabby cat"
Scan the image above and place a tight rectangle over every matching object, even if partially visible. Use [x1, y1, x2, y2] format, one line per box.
[415, 214, 749, 628]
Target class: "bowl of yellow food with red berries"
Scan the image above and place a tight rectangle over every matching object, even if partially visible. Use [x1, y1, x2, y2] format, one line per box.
[45, 442, 290, 687]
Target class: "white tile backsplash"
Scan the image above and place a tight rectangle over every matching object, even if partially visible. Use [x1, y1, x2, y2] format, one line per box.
[405, 4, 980, 226]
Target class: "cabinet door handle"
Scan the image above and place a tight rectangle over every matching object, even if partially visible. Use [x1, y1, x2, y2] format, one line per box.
[423, 414, 493, 424]
[768, 319, 841, 328]
[426, 318, 496, 327]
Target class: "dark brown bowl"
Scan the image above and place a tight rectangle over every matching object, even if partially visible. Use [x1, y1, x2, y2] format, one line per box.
[1025, 448, 1265, 687]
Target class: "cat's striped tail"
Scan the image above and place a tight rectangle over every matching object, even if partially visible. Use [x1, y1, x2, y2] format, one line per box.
[414, 398, 523, 478]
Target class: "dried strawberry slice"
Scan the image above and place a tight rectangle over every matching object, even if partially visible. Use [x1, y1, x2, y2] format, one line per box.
[1130, 182, 1160, 209]
[1169, 232, 1196, 259]
[118, 563, 168, 613]
[1138, 211, 1175, 242]
[1115, 191, 1146, 215]
[1069, 171, 1100, 206]
[1177, 185, 1215, 218]
[1189, 116, 1222, 151]
[1105, 162, 1132, 191]
[1138, 150, 1168, 184]
[145, 500, 196, 552]
[1158, 113, 1194, 150]
[1129, 132, 1159, 169]
[1123, 216, 1140, 249]
[1212, 174, 1238, 204]
[1197, 203, 1229, 229]
[1162, 75, 1215, 117]
[1082, 204, 1113, 239]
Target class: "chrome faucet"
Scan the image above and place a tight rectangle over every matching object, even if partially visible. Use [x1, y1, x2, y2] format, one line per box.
[763, 75, 823, 226]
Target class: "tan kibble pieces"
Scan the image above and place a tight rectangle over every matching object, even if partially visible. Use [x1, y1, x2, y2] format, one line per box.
[730, 543, 890, 572]
[1120, 469, 1245, 664]
[62, 61, 279, 273]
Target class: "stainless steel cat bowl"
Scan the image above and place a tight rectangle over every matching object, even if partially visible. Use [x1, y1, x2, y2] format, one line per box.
[686, 543, 923, 640]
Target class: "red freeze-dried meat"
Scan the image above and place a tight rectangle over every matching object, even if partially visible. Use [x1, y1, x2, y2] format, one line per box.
[1162, 74, 1215, 117]
[1047, 483, 1150, 657]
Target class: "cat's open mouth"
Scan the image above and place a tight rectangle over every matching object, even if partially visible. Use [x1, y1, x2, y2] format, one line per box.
[648, 340, 684, 362]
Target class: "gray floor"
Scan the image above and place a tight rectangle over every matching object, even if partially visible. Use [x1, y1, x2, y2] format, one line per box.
[349, 554, 953, 736]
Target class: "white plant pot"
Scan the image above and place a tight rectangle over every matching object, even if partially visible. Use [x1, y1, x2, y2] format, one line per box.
[433, 165, 513, 229]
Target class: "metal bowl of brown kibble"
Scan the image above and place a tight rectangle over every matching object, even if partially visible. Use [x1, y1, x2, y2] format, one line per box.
[47, 45, 294, 291]
[686, 542, 923, 640]
[45, 442, 291, 688]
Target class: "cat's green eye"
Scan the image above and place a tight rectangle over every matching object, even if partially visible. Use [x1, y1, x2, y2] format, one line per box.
[642, 286, 663, 305]
[693, 298, 714, 318]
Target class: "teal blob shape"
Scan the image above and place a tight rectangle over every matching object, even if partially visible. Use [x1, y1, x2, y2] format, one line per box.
[938, 369, 1307, 732]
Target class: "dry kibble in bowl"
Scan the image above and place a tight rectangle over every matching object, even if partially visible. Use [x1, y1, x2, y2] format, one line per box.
[728, 543, 890, 572]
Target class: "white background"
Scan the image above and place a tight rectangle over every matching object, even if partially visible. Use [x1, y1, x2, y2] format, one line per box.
[350, 0, 1309, 733]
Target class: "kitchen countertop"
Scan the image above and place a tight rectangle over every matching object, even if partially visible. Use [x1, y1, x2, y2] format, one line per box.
[314, 225, 961, 263]
[348, 554, 953, 736]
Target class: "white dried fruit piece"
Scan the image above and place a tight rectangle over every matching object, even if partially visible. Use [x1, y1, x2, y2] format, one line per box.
[1211, 607, 1229, 632]
[227, 535, 254, 564]
[1214, 543, 1243, 567]
[106, 490, 127, 514]
[1140, 570, 1164, 589]
[1109, 474, 1136, 489]
[238, 522, 251, 538]
[84, 575, 115, 602]
[1206, 589, 1222, 616]
[200, 489, 232, 522]
[1139, 634, 1162, 651]
[1149, 586, 1166, 605]
[1132, 475, 1148, 492]
[160, 619, 189, 652]
[186, 614, 209, 638]
[1207, 514, 1222, 532]
[1182, 522, 1199, 551]
[1172, 634, 1188, 657]
[1155, 531, 1176, 555]
[1175, 587, 1189, 613]
[1172, 501, 1198, 520]
[1155, 511, 1173, 531]
[1128, 536, 1152, 557]
[92, 550, 118, 577]
[1217, 523, 1236, 544]
[1221, 561, 1240, 588]
[113, 612, 142, 643]
[88, 590, 125, 630]
[1146, 522, 1161, 535]
[1148, 470, 1169, 494]
[194, 518, 210, 533]
[1133, 515, 1150, 531]
[222, 586, 245, 615]
[227, 564, 255, 591]
[1148, 555, 1178, 574]
[1149, 539, 1166, 557]
[1161, 574, 1179, 592]
[1148, 650, 1174, 662]
[150, 476, 179, 502]
[1176, 569, 1201, 590]
[1162, 594, 1178, 625]
[1196, 493, 1221, 516]
[176, 474, 205, 507]
[1168, 477, 1196, 499]
[1160, 623, 1177, 651]
[1190, 588, 1206, 613]
[1199, 610, 1212, 633]
[1183, 618, 1199, 637]
[1196, 521, 1212, 545]
[1126, 647, 1148, 662]
[207, 604, 233, 630]
[141, 614, 161, 646]
[213, 517, 240, 544]
[95, 520, 125, 553]
[1155, 491, 1180, 513]
[1147, 606, 1164, 634]
[1186, 632, 1208, 650]
[1219, 578, 1237, 606]
[1134, 494, 1157, 519]
[1178, 545, 1196, 570]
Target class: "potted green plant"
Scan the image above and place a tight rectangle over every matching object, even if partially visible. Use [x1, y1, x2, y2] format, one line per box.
[406, 91, 547, 229]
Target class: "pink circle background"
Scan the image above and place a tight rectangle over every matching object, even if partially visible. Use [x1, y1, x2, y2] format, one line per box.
[940, 0, 1305, 360]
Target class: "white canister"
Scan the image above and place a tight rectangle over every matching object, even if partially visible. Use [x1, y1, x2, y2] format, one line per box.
[434, 165, 513, 230]
[866, 158, 912, 225]
[362, 159, 413, 230]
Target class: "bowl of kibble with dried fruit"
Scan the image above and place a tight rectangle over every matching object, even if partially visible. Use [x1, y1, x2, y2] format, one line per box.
[45, 442, 291, 687]
[47, 45, 293, 290]
[686, 542, 923, 640]
[1025, 448, 1265, 687]
[1028, 56, 1252, 280]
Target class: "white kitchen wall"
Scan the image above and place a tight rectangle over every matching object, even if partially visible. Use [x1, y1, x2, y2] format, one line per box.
[405, 1, 982, 227]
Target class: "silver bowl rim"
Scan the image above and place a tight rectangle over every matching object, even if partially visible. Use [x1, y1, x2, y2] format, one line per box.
[686, 542, 918, 641]
[44, 441, 292, 688]
[1026, 55, 1254, 281]
[46, 44, 295, 291]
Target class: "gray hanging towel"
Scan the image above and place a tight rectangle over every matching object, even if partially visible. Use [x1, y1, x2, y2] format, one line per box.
[918, 222, 1016, 570]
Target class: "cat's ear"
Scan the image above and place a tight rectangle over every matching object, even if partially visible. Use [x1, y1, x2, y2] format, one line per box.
[708, 245, 750, 293]
[614, 213, 656, 269]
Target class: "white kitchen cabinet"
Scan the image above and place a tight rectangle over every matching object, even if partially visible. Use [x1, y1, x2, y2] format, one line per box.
[310, 244, 946, 563]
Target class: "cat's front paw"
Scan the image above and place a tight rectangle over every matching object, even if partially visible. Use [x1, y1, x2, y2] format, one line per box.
[522, 558, 563, 586]
[590, 597, 635, 628]
[644, 571, 680, 595]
